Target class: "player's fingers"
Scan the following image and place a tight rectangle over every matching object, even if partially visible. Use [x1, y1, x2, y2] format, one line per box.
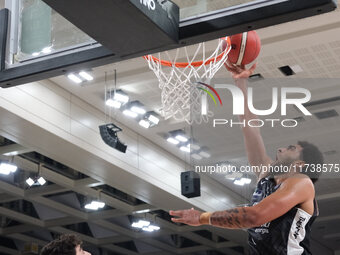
[171, 217, 184, 223]
[224, 63, 233, 72]
[249, 62, 257, 73]
[224, 63, 239, 75]
[169, 210, 183, 217]
[234, 65, 244, 73]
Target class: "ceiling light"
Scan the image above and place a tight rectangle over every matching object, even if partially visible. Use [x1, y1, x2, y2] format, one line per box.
[85, 203, 99, 210]
[167, 137, 179, 145]
[180, 146, 190, 153]
[138, 220, 150, 227]
[114, 91, 129, 103]
[148, 114, 160, 125]
[233, 177, 251, 186]
[131, 220, 159, 232]
[139, 119, 151, 129]
[32, 52, 40, 57]
[199, 151, 210, 158]
[26, 177, 35, 186]
[123, 109, 138, 118]
[132, 222, 144, 228]
[142, 227, 154, 232]
[106, 98, 122, 108]
[133, 209, 151, 214]
[37, 177, 47, 185]
[241, 177, 251, 184]
[0, 163, 17, 175]
[141, 224, 160, 232]
[91, 201, 105, 209]
[175, 135, 188, 142]
[189, 144, 200, 150]
[131, 106, 146, 115]
[132, 220, 150, 229]
[191, 153, 202, 160]
[234, 179, 245, 186]
[84, 200, 105, 210]
[67, 74, 82, 83]
[148, 225, 160, 231]
[79, 71, 94, 81]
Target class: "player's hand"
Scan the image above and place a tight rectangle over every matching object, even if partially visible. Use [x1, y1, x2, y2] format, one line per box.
[224, 60, 257, 80]
[169, 208, 203, 226]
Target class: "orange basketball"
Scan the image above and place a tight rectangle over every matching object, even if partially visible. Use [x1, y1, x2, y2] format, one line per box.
[222, 31, 261, 66]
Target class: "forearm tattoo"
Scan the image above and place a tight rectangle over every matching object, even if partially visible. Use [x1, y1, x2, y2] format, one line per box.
[210, 207, 253, 229]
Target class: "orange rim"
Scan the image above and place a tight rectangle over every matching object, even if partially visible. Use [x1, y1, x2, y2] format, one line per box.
[143, 37, 231, 68]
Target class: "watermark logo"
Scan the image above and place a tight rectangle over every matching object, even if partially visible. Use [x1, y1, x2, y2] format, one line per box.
[199, 83, 312, 128]
[197, 82, 223, 106]
[140, 0, 156, 10]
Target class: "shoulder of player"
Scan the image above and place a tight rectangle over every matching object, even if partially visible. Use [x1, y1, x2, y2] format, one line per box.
[280, 174, 314, 194]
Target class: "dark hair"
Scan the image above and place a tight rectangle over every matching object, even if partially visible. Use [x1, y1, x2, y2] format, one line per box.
[41, 234, 82, 255]
[298, 141, 324, 183]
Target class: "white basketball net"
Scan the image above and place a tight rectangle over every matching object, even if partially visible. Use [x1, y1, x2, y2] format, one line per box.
[144, 38, 231, 124]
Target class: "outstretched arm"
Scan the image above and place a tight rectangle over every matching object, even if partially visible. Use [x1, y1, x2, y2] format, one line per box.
[170, 176, 314, 229]
[225, 62, 272, 178]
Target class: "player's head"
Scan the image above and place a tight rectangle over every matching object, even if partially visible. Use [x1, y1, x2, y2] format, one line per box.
[274, 141, 324, 183]
[41, 234, 91, 255]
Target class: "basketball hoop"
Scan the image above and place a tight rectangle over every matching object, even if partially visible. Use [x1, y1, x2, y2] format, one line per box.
[144, 37, 231, 124]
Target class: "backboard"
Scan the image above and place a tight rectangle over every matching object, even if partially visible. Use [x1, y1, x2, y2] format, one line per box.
[0, 0, 337, 88]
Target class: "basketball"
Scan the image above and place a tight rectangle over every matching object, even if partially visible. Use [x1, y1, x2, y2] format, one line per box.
[222, 31, 261, 66]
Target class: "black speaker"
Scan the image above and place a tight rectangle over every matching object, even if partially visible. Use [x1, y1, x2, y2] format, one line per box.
[181, 171, 200, 198]
[99, 123, 127, 153]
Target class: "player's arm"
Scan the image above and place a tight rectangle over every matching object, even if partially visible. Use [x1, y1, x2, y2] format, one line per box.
[225, 63, 273, 178]
[170, 176, 314, 229]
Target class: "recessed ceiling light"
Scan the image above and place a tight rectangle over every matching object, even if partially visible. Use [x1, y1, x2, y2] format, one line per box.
[190, 144, 200, 150]
[234, 179, 245, 186]
[131, 106, 146, 115]
[0, 163, 17, 174]
[139, 119, 151, 129]
[67, 74, 82, 83]
[79, 71, 94, 81]
[106, 99, 122, 108]
[167, 137, 179, 145]
[148, 114, 160, 125]
[113, 91, 129, 103]
[199, 151, 210, 158]
[175, 135, 188, 142]
[180, 146, 190, 153]
[191, 153, 202, 160]
[123, 109, 138, 118]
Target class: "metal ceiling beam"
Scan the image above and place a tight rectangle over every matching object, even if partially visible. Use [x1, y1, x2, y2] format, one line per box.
[0, 207, 44, 227]
[0, 154, 247, 253]
[0, 143, 32, 156]
[7, 233, 48, 246]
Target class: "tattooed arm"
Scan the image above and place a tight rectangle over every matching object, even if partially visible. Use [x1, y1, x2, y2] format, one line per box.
[169, 206, 257, 229]
[170, 175, 314, 229]
[207, 207, 256, 229]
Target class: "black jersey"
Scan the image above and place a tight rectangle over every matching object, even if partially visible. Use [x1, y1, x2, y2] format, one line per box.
[247, 177, 318, 255]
